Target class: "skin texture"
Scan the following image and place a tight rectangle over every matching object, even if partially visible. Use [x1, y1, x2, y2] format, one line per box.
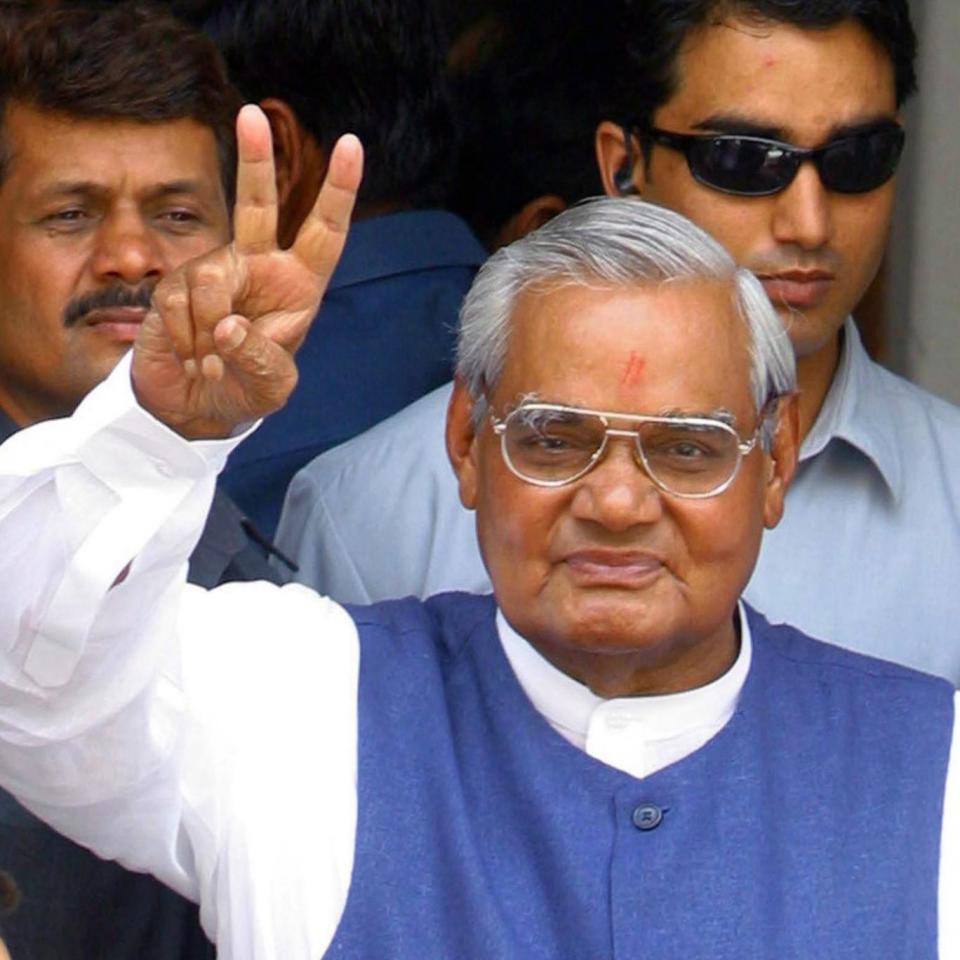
[596, 18, 899, 439]
[0, 102, 231, 425]
[447, 280, 798, 697]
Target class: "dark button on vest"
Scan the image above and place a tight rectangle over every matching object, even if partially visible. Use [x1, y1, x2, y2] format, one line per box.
[631, 803, 664, 831]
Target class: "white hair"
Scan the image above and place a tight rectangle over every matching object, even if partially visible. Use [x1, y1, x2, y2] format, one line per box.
[456, 197, 795, 441]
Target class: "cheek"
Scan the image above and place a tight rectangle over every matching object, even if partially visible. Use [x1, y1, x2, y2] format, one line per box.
[474, 468, 564, 584]
[648, 180, 758, 262]
[835, 191, 893, 280]
[673, 489, 765, 578]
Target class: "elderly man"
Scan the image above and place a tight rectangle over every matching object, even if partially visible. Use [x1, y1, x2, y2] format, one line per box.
[276, 0, 960, 684]
[0, 96, 956, 956]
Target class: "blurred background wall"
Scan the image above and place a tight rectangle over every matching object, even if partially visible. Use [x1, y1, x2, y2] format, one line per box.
[886, 0, 960, 403]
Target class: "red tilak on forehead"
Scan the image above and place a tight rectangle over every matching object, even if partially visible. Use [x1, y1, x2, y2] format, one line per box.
[620, 352, 646, 387]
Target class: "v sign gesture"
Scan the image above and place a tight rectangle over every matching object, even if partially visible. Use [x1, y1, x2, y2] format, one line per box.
[132, 105, 363, 439]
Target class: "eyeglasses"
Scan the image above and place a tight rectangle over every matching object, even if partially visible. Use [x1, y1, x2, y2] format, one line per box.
[490, 402, 763, 498]
[643, 123, 905, 197]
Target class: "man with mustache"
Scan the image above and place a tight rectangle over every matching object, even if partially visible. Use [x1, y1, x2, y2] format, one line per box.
[0, 3, 279, 957]
[277, 0, 960, 683]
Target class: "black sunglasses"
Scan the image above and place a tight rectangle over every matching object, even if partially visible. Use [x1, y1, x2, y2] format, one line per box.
[643, 123, 905, 197]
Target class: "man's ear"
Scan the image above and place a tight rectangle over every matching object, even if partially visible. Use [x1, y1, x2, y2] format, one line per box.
[446, 378, 480, 510]
[762, 392, 800, 529]
[259, 98, 303, 209]
[493, 194, 568, 248]
[595, 120, 646, 197]
[259, 97, 328, 248]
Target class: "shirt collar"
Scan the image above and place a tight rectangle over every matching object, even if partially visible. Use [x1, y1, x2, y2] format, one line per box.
[496, 604, 752, 750]
[800, 317, 902, 499]
[328, 209, 487, 290]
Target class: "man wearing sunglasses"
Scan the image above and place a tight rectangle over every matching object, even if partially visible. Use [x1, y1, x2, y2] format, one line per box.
[1, 178, 958, 953]
[279, 0, 960, 684]
[593, 0, 960, 680]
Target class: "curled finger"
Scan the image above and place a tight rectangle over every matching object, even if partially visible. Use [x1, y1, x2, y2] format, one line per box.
[188, 256, 235, 376]
[151, 273, 195, 377]
[213, 314, 299, 418]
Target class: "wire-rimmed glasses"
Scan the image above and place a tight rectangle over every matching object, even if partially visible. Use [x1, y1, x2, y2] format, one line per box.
[490, 401, 764, 498]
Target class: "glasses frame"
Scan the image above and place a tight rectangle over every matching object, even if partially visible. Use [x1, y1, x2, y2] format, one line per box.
[643, 123, 906, 197]
[490, 401, 763, 499]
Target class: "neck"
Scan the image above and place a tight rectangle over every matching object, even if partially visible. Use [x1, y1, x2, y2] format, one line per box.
[794, 331, 843, 442]
[530, 619, 740, 699]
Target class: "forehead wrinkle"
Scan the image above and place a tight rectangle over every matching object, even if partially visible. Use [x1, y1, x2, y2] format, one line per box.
[36, 177, 212, 200]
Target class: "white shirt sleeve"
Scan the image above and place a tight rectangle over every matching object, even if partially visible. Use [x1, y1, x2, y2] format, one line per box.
[0, 356, 360, 960]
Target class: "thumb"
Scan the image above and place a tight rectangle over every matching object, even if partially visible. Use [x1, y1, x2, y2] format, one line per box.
[211, 313, 299, 406]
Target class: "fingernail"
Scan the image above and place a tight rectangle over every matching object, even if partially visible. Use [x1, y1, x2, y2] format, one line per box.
[201, 354, 225, 382]
[220, 316, 245, 349]
[183, 358, 198, 379]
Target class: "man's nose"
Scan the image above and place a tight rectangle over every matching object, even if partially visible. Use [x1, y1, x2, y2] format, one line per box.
[569, 439, 664, 531]
[771, 162, 833, 251]
[90, 211, 166, 284]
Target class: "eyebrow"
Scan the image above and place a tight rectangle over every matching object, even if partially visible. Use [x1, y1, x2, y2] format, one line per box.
[36, 178, 214, 201]
[657, 406, 736, 425]
[690, 112, 899, 145]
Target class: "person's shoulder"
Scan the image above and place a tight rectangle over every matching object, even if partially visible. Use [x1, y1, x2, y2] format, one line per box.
[747, 603, 954, 698]
[293, 382, 453, 491]
[865, 359, 960, 440]
[347, 592, 495, 658]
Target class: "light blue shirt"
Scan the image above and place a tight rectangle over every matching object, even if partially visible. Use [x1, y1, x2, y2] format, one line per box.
[275, 320, 960, 683]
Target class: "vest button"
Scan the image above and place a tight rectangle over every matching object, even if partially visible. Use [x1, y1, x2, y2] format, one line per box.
[631, 804, 663, 831]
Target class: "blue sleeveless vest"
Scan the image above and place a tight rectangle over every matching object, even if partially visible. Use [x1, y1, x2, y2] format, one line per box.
[326, 594, 952, 959]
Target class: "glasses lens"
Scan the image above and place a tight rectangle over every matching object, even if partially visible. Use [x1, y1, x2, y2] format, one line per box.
[817, 126, 905, 194]
[689, 137, 795, 196]
[638, 422, 741, 496]
[503, 408, 604, 483]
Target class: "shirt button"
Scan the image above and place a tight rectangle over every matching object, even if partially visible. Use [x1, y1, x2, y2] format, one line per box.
[632, 804, 664, 831]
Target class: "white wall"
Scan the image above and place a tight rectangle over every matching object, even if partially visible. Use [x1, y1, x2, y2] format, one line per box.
[887, 0, 960, 404]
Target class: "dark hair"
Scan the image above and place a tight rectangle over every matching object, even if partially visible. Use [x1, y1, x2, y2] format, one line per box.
[209, 0, 456, 208]
[608, 0, 917, 131]
[0, 1, 240, 196]
[447, 7, 607, 247]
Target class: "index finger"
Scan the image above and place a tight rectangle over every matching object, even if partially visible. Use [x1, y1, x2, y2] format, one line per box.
[290, 133, 363, 284]
[232, 104, 279, 255]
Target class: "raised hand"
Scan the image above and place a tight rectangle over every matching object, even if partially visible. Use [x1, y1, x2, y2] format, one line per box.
[132, 105, 363, 438]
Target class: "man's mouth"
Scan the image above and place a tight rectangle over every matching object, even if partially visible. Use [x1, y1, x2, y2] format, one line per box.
[562, 549, 665, 588]
[755, 269, 835, 310]
[81, 306, 147, 342]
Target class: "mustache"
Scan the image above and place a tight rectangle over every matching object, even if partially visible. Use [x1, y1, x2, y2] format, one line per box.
[63, 283, 155, 328]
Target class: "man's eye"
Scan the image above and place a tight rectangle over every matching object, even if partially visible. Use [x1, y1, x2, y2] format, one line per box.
[526, 434, 573, 451]
[159, 209, 201, 225]
[665, 441, 710, 458]
[45, 208, 88, 225]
